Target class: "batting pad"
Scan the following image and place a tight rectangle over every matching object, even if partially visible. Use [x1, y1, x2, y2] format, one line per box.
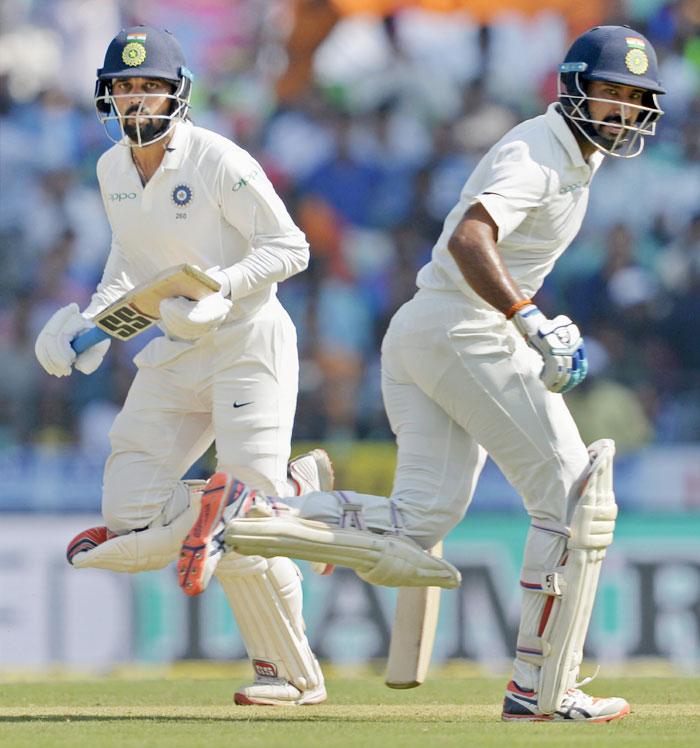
[216, 554, 322, 692]
[224, 517, 461, 589]
[517, 439, 617, 714]
[70, 485, 203, 572]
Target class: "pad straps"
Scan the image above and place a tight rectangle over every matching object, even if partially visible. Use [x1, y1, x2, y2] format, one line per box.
[336, 491, 368, 531]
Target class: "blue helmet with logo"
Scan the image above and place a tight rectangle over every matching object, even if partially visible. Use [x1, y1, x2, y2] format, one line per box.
[558, 26, 665, 158]
[95, 25, 193, 147]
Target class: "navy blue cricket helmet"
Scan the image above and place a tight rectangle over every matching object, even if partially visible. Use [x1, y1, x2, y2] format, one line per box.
[94, 26, 193, 146]
[558, 26, 665, 158]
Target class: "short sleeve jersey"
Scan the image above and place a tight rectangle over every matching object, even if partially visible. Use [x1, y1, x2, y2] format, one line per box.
[87, 121, 309, 319]
[416, 104, 604, 308]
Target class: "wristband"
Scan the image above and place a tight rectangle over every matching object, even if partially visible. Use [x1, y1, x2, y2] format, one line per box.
[505, 298, 533, 320]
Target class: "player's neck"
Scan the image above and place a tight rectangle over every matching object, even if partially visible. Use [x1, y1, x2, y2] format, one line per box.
[575, 133, 598, 161]
[131, 132, 174, 185]
[565, 119, 599, 162]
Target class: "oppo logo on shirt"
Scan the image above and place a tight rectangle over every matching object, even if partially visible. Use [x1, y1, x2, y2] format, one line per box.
[109, 192, 137, 201]
[558, 181, 587, 195]
[232, 168, 260, 192]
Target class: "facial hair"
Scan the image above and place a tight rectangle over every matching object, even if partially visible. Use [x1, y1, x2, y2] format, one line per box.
[595, 115, 627, 144]
[123, 105, 168, 144]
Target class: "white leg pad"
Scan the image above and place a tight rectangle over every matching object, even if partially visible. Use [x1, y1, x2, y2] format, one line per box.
[215, 553, 323, 692]
[71, 483, 204, 572]
[223, 515, 461, 589]
[516, 439, 618, 714]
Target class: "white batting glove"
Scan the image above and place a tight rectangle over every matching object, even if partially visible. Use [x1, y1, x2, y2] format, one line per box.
[511, 304, 588, 393]
[160, 291, 233, 341]
[204, 266, 231, 298]
[35, 303, 111, 377]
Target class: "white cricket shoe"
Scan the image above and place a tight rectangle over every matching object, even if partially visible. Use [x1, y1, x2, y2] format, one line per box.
[288, 448, 334, 494]
[501, 680, 630, 722]
[234, 675, 327, 706]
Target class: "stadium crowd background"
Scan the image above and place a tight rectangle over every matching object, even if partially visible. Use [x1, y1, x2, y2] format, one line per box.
[1, 0, 699, 472]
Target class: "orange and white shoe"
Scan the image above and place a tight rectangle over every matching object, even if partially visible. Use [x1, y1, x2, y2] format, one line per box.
[66, 526, 116, 565]
[501, 680, 630, 722]
[177, 473, 260, 596]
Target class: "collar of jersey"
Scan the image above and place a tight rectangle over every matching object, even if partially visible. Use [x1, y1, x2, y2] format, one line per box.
[117, 120, 191, 173]
[160, 120, 191, 170]
[545, 102, 602, 170]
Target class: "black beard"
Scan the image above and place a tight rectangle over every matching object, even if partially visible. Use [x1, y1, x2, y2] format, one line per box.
[123, 116, 167, 144]
[594, 119, 628, 145]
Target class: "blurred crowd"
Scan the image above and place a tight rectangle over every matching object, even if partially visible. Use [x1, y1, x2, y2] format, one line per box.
[1, 0, 699, 459]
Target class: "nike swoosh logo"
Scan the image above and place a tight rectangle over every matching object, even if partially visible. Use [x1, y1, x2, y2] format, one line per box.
[233, 401, 253, 408]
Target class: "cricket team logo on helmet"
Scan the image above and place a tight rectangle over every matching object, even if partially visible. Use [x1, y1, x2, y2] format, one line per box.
[558, 25, 665, 158]
[95, 25, 193, 147]
[122, 43, 147, 67]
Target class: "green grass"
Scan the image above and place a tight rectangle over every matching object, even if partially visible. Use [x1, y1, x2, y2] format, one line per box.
[1, 663, 698, 748]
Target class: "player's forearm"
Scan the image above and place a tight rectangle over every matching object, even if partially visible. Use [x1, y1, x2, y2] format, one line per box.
[221, 234, 310, 300]
[447, 204, 527, 316]
[82, 243, 133, 319]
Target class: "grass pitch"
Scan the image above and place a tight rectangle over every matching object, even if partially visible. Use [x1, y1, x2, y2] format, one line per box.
[1, 663, 697, 748]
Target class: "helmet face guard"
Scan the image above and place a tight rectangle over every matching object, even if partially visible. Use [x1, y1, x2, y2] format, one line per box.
[557, 26, 666, 159]
[95, 72, 192, 147]
[558, 64, 664, 158]
[94, 26, 193, 147]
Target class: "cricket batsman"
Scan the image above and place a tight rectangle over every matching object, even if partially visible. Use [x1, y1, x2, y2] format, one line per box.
[176, 26, 666, 721]
[34, 25, 331, 706]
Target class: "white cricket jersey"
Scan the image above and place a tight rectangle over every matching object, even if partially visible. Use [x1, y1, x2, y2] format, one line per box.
[85, 121, 309, 320]
[416, 103, 604, 308]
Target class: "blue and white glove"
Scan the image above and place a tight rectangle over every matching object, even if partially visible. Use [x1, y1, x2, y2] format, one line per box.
[159, 267, 232, 341]
[511, 304, 587, 393]
[34, 303, 111, 377]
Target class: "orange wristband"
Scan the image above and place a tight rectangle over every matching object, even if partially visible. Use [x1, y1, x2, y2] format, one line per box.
[505, 298, 533, 319]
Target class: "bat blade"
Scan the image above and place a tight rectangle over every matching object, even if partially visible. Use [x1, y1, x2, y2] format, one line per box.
[385, 541, 443, 689]
[71, 264, 220, 353]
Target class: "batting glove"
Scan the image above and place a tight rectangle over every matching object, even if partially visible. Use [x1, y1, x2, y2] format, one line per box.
[511, 304, 588, 393]
[35, 303, 111, 377]
[160, 291, 232, 341]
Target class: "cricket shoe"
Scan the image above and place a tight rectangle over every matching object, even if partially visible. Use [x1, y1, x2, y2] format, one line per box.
[66, 526, 117, 565]
[501, 680, 630, 722]
[178, 473, 281, 596]
[288, 449, 335, 494]
[288, 449, 336, 576]
[234, 674, 327, 706]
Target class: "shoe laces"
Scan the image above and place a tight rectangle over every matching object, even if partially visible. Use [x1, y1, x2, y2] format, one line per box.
[563, 666, 601, 705]
[211, 526, 226, 555]
[573, 665, 600, 691]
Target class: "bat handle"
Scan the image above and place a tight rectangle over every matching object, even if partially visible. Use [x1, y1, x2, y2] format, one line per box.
[71, 327, 109, 354]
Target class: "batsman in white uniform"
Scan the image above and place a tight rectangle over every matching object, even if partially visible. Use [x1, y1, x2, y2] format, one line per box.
[34, 26, 330, 706]
[177, 27, 666, 721]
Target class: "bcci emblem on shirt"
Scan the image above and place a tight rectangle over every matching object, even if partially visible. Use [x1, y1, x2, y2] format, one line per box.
[172, 184, 193, 206]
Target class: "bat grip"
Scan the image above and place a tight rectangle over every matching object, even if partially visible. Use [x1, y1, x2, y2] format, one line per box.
[71, 327, 109, 354]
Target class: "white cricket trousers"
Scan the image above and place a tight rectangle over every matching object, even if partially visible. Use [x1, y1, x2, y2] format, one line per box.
[285, 289, 590, 547]
[102, 297, 298, 533]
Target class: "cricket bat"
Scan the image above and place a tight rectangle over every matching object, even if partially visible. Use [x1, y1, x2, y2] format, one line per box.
[71, 264, 220, 354]
[385, 541, 443, 689]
